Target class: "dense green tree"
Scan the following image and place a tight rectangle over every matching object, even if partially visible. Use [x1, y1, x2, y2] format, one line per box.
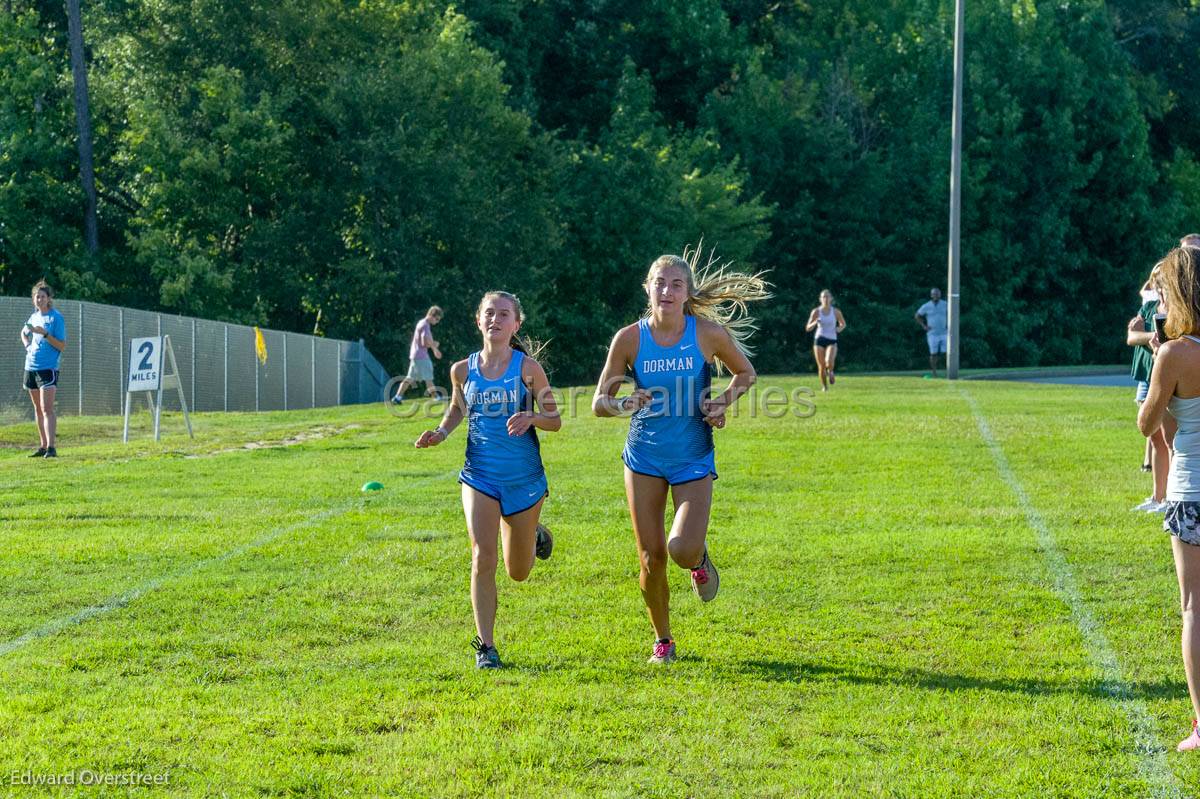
[954, 0, 1165, 367]
[0, 10, 86, 296]
[305, 10, 565, 371]
[544, 63, 772, 378]
[1, 0, 1196, 381]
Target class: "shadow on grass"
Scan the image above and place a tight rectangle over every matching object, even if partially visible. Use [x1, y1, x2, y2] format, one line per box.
[740, 658, 1182, 702]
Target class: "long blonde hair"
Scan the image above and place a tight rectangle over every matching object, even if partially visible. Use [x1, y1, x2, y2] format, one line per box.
[644, 242, 772, 371]
[477, 291, 548, 363]
[1160, 247, 1200, 340]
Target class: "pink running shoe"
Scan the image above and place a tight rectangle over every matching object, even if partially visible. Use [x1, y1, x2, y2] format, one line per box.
[690, 549, 719, 602]
[648, 638, 676, 665]
[1179, 720, 1200, 752]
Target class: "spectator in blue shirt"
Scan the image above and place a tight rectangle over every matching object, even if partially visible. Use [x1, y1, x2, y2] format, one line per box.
[21, 280, 67, 458]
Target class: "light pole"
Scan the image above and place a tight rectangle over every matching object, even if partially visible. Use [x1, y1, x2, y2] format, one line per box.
[946, 0, 964, 379]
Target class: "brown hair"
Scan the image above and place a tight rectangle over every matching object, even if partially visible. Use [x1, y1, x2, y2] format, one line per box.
[644, 242, 772, 372]
[31, 279, 53, 308]
[1160, 247, 1200, 339]
[476, 291, 547, 362]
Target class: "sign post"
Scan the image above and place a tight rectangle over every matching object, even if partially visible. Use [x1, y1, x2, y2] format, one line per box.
[123, 335, 193, 443]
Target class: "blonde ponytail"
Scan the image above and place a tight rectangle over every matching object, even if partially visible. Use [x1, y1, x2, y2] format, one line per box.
[510, 333, 549, 363]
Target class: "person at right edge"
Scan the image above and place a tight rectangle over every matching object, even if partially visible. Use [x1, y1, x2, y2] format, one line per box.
[1138, 245, 1200, 752]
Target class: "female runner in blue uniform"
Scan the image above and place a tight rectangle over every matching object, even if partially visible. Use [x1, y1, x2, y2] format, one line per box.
[592, 246, 769, 664]
[416, 291, 560, 669]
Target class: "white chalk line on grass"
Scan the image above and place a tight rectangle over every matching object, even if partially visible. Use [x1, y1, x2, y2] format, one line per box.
[0, 471, 456, 658]
[0, 503, 354, 658]
[963, 389, 1185, 799]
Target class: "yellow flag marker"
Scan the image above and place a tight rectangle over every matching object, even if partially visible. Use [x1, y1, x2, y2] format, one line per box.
[254, 326, 268, 365]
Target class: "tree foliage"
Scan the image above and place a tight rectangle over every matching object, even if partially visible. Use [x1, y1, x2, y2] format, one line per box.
[1, 0, 1195, 383]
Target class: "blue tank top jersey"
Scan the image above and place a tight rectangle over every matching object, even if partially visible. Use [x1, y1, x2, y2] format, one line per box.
[462, 350, 544, 483]
[624, 315, 714, 465]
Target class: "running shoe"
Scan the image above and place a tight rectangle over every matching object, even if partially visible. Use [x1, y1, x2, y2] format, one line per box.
[648, 638, 676, 665]
[1142, 463, 1153, 472]
[1149, 501, 1169, 514]
[29, 448, 46, 458]
[690, 548, 719, 603]
[471, 636, 502, 670]
[535, 524, 554, 560]
[1132, 497, 1159, 512]
[43, 447, 57, 458]
[1180, 720, 1200, 752]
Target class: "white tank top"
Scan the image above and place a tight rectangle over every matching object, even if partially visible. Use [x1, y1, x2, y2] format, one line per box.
[815, 307, 837, 340]
[1168, 335, 1200, 501]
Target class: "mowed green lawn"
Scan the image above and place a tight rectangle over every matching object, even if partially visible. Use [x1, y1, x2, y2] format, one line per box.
[0, 376, 1194, 797]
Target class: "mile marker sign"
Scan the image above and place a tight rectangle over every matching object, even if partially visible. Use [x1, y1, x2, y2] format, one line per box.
[123, 335, 193, 443]
[127, 336, 163, 391]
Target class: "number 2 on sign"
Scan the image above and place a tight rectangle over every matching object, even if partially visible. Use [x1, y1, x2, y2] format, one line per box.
[137, 341, 154, 371]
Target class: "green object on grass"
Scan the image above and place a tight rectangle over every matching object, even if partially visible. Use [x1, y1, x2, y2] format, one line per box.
[362, 481, 383, 492]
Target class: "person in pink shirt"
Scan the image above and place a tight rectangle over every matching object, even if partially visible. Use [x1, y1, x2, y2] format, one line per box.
[393, 306, 443, 402]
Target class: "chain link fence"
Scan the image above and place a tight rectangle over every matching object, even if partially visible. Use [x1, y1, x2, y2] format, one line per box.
[0, 297, 390, 418]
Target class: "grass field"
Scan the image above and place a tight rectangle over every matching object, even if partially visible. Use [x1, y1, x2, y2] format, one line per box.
[0, 376, 1196, 797]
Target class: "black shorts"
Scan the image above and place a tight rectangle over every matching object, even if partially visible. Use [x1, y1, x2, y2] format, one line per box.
[24, 369, 58, 390]
[814, 336, 838, 348]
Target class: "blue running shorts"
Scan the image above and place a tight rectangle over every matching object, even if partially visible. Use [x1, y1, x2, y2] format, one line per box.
[459, 470, 549, 517]
[622, 446, 717, 486]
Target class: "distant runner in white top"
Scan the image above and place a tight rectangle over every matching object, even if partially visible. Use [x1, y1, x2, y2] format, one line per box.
[804, 289, 846, 392]
[393, 305, 443, 402]
[915, 288, 948, 378]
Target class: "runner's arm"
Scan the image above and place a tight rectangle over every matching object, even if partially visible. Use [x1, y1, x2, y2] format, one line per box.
[415, 360, 468, 447]
[41, 330, 65, 352]
[519, 357, 560, 433]
[592, 326, 645, 417]
[699, 321, 756, 417]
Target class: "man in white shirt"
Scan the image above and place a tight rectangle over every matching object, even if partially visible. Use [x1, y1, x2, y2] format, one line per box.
[915, 288, 948, 378]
